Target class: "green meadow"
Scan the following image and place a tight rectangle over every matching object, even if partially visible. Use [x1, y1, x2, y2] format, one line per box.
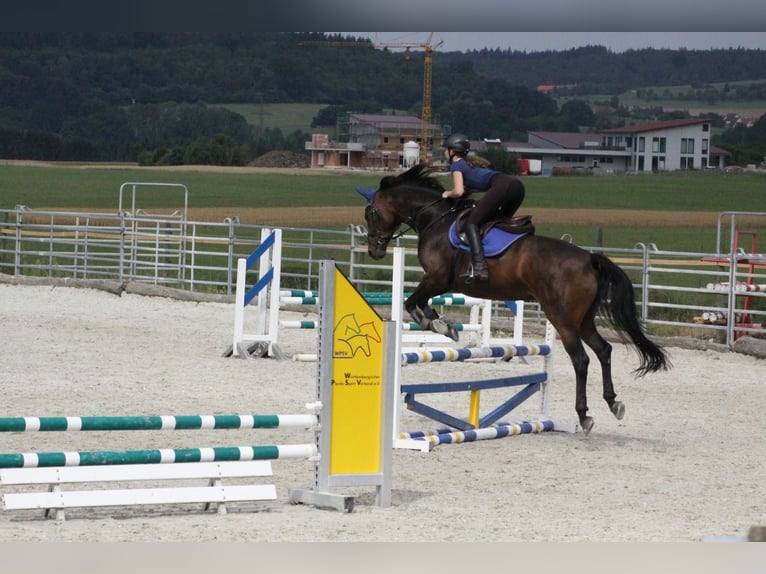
[2, 164, 765, 252]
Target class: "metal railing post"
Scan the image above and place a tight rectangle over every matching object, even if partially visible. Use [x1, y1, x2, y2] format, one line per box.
[225, 217, 237, 296]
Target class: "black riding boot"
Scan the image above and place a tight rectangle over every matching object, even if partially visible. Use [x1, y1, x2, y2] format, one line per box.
[462, 223, 489, 282]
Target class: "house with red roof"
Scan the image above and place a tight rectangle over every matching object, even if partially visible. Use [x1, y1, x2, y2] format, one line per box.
[475, 118, 729, 175]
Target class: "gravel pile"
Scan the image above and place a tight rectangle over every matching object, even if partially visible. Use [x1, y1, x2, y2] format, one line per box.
[249, 150, 310, 168]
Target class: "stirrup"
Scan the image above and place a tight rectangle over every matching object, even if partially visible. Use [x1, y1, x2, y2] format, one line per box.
[460, 265, 476, 283]
[460, 263, 488, 283]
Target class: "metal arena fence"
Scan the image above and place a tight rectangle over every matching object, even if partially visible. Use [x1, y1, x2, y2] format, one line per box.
[1, 198, 764, 347]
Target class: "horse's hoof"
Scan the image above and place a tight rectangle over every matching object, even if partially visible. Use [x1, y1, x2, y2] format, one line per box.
[611, 401, 625, 420]
[430, 319, 459, 341]
[580, 417, 594, 435]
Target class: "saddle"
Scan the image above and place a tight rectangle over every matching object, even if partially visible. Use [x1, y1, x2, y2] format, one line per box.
[454, 210, 535, 243]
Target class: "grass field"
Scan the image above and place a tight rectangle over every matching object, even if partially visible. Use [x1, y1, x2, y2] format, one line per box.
[561, 78, 766, 119]
[211, 103, 330, 135]
[2, 162, 766, 252]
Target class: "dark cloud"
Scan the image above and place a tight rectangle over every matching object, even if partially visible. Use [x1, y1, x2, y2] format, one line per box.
[315, 1, 765, 32]
[5, 0, 764, 31]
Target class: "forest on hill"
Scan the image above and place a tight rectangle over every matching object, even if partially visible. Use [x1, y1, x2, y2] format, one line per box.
[1, 32, 765, 166]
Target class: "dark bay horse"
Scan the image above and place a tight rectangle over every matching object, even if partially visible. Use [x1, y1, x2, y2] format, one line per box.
[357, 164, 670, 434]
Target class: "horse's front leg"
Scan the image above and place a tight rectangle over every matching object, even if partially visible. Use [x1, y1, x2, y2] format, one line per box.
[404, 282, 459, 342]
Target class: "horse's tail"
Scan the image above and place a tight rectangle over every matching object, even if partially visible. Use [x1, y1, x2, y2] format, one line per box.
[591, 253, 671, 376]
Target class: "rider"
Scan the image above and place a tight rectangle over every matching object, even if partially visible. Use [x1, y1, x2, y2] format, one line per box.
[441, 133, 526, 281]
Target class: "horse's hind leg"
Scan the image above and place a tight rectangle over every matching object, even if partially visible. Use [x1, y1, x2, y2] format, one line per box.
[558, 329, 595, 434]
[582, 318, 625, 421]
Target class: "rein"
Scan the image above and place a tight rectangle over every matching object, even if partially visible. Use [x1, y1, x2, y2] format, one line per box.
[368, 196, 458, 245]
[416, 199, 461, 237]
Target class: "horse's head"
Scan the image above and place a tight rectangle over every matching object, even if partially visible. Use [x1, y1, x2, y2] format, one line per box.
[356, 186, 400, 259]
[355, 164, 448, 259]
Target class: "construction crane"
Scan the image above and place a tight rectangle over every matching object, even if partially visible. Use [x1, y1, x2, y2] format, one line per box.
[301, 33, 444, 165]
[373, 33, 444, 164]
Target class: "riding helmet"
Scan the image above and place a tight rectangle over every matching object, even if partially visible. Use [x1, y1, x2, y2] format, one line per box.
[442, 133, 470, 153]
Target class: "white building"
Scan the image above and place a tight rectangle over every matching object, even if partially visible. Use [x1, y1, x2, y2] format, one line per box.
[600, 118, 719, 172]
[477, 118, 729, 175]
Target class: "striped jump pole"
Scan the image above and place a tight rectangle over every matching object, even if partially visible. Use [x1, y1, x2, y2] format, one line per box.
[279, 320, 323, 330]
[403, 322, 479, 332]
[399, 420, 555, 447]
[281, 294, 485, 307]
[279, 320, 480, 333]
[280, 296, 319, 305]
[363, 293, 486, 306]
[294, 340, 520, 366]
[280, 289, 318, 298]
[0, 444, 318, 469]
[0, 414, 317, 433]
[401, 343, 551, 365]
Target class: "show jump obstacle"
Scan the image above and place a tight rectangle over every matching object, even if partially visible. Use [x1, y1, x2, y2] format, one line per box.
[0, 260, 394, 518]
[0, 413, 318, 519]
[389, 247, 574, 451]
[1, 256, 567, 519]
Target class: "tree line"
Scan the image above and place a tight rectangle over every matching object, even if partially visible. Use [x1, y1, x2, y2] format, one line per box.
[453, 44, 766, 94]
[1, 32, 765, 166]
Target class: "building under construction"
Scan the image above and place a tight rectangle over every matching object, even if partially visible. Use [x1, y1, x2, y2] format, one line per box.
[305, 112, 445, 169]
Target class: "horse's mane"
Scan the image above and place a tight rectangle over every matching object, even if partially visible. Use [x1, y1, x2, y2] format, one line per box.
[379, 163, 445, 193]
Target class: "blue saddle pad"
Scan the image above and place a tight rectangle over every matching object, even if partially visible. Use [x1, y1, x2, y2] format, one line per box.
[448, 221, 528, 257]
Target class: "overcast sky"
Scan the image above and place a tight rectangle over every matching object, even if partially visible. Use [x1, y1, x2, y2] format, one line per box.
[342, 32, 766, 53]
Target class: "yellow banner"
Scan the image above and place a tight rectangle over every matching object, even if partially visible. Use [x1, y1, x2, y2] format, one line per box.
[329, 267, 384, 475]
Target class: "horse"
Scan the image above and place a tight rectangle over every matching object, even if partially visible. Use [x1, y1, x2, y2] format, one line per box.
[356, 164, 670, 434]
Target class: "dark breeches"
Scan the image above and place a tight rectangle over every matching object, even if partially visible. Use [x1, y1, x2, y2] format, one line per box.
[466, 174, 526, 226]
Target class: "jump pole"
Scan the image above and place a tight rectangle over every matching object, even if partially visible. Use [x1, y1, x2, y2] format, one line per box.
[0, 414, 316, 433]
[400, 420, 556, 447]
[288, 261, 396, 510]
[0, 413, 320, 469]
[0, 444, 317, 469]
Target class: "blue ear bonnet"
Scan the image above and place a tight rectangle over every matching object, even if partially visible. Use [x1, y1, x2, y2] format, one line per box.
[355, 186, 376, 204]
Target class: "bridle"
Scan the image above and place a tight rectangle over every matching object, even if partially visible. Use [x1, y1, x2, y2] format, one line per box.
[365, 202, 401, 249]
[366, 194, 460, 248]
